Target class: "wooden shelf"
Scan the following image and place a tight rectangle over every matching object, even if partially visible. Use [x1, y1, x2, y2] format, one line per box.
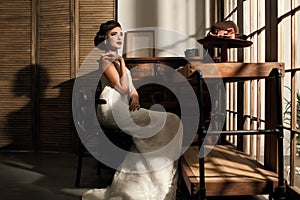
[189, 62, 284, 80]
[181, 145, 279, 197]
[124, 58, 285, 199]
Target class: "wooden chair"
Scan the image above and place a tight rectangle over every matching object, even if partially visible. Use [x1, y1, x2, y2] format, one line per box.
[74, 89, 132, 187]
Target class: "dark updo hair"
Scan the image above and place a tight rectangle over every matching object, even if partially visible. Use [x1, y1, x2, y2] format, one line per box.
[94, 20, 122, 49]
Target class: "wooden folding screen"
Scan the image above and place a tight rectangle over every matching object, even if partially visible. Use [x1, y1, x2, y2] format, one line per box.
[0, 0, 33, 150]
[0, 0, 116, 152]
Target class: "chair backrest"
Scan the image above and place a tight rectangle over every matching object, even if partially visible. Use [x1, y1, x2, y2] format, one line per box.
[95, 80, 133, 151]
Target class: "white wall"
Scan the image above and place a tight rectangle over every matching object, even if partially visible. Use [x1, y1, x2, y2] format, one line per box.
[118, 0, 215, 57]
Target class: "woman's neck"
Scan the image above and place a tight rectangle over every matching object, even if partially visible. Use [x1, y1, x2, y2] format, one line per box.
[105, 49, 118, 54]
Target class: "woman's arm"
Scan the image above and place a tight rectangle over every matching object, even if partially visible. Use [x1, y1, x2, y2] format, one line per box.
[100, 53, 129, 95]
[100, 52, 140, 111]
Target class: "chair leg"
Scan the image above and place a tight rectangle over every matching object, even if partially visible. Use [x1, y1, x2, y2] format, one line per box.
[97, 161, 102, 176]
[75, 142, 84, 187]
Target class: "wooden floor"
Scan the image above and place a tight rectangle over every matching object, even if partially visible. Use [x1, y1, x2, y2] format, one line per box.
[180, 145, 279, 198]
[0, 150, 271, 200]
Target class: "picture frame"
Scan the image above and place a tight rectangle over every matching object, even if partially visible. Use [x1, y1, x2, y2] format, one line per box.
[124, 30, 155, 58]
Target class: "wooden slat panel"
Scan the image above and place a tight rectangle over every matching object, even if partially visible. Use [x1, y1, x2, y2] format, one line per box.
[0, 0, 33, 149]
[0, 0, 116, 152]
[38, 0, 116, 151]
[76, 0, 115, 149]
[38, 0, 73, 151]
[79, 0, 116, 65]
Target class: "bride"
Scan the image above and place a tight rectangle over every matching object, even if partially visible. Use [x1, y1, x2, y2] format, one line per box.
[81, 20, 183, 200]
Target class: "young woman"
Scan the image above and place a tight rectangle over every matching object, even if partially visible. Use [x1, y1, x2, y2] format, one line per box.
[82, 20, 183, 200]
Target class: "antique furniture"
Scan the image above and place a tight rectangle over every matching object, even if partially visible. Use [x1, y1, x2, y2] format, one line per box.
[181, 61, 285, 199]
[125, 57, 285, 200]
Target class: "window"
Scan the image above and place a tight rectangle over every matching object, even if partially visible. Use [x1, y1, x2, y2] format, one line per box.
[222, 0, 266, 163]
[219, 0, 300, 193]
[278, 0, 300, 188]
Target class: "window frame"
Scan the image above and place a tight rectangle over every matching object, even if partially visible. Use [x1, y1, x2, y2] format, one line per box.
[218, 0, 300, 195]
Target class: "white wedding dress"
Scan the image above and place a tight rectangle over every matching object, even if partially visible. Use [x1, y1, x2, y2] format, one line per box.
[82, 65, 183, 200]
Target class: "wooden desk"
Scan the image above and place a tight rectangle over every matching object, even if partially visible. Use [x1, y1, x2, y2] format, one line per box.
[124, 58, 285, 199]
[180, 62, 285, 199]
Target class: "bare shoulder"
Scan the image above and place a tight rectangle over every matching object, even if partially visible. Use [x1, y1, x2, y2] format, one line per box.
[99, 57, 113, 69]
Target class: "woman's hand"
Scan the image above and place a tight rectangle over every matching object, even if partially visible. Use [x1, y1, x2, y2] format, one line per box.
[129, 92, 140, 111]
[100, 52, 123, 63]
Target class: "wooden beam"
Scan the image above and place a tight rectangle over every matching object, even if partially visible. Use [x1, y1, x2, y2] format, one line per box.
[237, 0, 244, 62]
[71, 0, 79, 78]
[265, 0, 278, 61]
[264, 0, 279, 172]
[236, 0, 245, 150]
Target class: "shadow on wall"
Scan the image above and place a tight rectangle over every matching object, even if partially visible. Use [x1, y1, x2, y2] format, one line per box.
[1, 65, 48, 150]
[2, 64, 74, 151]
